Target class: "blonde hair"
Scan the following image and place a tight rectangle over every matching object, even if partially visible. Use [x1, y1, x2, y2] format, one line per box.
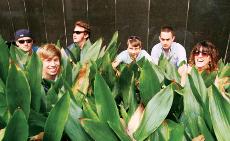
[37, 43, 61, 62]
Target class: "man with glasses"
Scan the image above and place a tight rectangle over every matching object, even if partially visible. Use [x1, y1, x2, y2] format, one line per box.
[62, 20, 91, 59]
[15, 29, 35, 55]
[151, 26, 187, 67]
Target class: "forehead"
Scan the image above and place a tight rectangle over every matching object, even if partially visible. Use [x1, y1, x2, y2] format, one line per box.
[74, 25, 85, 31]
[128, 44, 140, 48]
[17, 37, 32, 40]
[160, 32, 173, 38]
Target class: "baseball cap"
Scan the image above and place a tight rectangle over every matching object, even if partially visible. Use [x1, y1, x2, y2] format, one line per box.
[15, 29, 32, 40]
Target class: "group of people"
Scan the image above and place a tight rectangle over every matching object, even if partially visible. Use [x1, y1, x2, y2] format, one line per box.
[13, 20, 219, 87]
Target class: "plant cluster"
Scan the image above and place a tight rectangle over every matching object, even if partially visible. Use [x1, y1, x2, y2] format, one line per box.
[0, 32, 229, 141]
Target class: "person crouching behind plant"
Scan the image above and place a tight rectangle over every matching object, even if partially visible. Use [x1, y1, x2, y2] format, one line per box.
[178, 40, 219, 86]
[112, 36, 153, 69]
[37, 44, 61, 92]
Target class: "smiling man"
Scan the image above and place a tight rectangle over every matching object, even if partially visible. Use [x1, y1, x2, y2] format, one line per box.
[151, 26, 187, 67]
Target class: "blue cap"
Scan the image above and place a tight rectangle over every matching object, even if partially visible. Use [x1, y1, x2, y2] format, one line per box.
[15, 29, 32, 40]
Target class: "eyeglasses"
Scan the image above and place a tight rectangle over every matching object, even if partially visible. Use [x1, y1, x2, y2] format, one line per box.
[18, 39, 33, 44]
[193, 50, 209, 56]
[128, 36, 141, 40]
[73, 31, 85, 34]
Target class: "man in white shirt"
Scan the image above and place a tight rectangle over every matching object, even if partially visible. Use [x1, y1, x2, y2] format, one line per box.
[151, 26, 187, 67]
[112, 36, 153, 68]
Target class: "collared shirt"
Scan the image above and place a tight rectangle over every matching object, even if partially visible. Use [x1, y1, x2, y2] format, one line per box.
[151, 42, 187, 67]
[115, 50, 153, 64]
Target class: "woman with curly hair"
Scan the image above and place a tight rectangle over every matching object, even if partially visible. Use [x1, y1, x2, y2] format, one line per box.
[178, 40, 219, 86]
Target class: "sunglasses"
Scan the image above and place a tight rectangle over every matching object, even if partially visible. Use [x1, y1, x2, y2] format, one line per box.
[73, 31, 85, 34]
[128, 36, 141, 40]
[193, 50, 209, 56]
[18, 39, 33, 44]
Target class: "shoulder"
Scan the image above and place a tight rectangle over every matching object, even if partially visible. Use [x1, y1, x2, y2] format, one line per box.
[151, 43, 161, 50]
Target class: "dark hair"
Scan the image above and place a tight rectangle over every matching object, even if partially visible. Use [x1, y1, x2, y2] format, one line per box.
[74, 20, 90, 39]
[189, 40, 219, 72]
[127, 36, 142, 48]
[160, 26, 175, 36]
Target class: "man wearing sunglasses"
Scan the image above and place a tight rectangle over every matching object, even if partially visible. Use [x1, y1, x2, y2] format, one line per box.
[15, 29, 35, 55]
[62, 20, 91, 59]
[151, 26, 187, 67]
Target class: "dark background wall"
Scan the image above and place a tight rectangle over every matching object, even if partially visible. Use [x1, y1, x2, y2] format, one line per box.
[0, 0, 229, 62]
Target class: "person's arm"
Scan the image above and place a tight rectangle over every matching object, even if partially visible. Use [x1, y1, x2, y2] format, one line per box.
[178, 64, 192, 86]
[112, 59, 120, 69]
[151, 44, 161, 65]
[142, 50, 154, 63]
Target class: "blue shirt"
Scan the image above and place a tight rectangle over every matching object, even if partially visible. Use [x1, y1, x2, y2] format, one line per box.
[151, 42, 187, 67]
[116, 50, 153, 64]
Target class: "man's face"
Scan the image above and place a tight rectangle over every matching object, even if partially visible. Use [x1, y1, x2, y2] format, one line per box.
[73, 25, 88, 46]
[42, 56, 60, 79]
[16, 37, 33, 53]
[127, 44, 141, 60]
[159, 32, 175, 51]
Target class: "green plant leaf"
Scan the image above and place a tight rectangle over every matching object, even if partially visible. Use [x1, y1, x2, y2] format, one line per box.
[2, 109, 28, 141]
[65, 100, 92, 141]
[139, 61, 161, 105]
[81, 38, 102, 63]
[94, 73, 120, 125]
[26, 53, 42, 112]
[43, 93, 70, 141]
[0, 36, 9, 83]
[6, 64, 31, 119]
[108, 121, 132, 141]
[133, 84, 174, 141]
[81, 119, 119, 141]
[150, 119, 184, 141]
[208, 85, 230, 141]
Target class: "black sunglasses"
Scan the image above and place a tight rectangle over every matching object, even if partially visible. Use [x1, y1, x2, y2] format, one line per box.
[18, 39, 33, 44]
[193, 50, 209, 56]
[73, 31, 85, 34]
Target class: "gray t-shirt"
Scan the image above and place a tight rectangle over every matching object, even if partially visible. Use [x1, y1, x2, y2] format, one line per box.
[116, 50, 153, 64]
[151, 42, 187, 67]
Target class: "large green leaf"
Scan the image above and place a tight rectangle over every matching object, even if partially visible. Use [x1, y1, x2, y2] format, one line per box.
[43, 93, 70, 141]
[133, 84, 174, 141]
[139, 61, 161, 105]
[81, 38, 102, 63]
[2, 109, 28, 141]
[94, 73, 120, 125]
[26, 53, 42, 112]
[81, 119, 119, 141]
[118, 67, 137, 112]
[6, 64, 31, 119]
[108, 121, 132, 141]
[208, 85, 230, 141]
[82, 99, 99, 121]
[105, 31, 119, 60]
[150, 119, 184, 141]
[10, 45, 30, 69]
[0, 36, 9, 83]
[65, 100, 92, 141]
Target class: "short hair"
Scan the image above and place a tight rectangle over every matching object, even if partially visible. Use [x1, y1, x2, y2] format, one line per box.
[160, 26, 175, 36]
[127, 36, 142, 48]
[37, 43, 61, 62]
[74, 20, 90, 39]
[189, 40, 219, 72]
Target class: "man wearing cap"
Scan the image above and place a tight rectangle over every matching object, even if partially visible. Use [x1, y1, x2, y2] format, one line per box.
[15, 29, 34, 55]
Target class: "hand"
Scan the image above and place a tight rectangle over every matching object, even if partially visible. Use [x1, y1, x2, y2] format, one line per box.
[192, 135, 205, 141]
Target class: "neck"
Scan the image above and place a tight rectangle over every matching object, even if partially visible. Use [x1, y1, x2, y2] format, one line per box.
[78, 40, 86, 49]
[43, 74, 56, 81]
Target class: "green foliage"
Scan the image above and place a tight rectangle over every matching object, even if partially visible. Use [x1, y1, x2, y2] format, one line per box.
[0, 33, 229, 141]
